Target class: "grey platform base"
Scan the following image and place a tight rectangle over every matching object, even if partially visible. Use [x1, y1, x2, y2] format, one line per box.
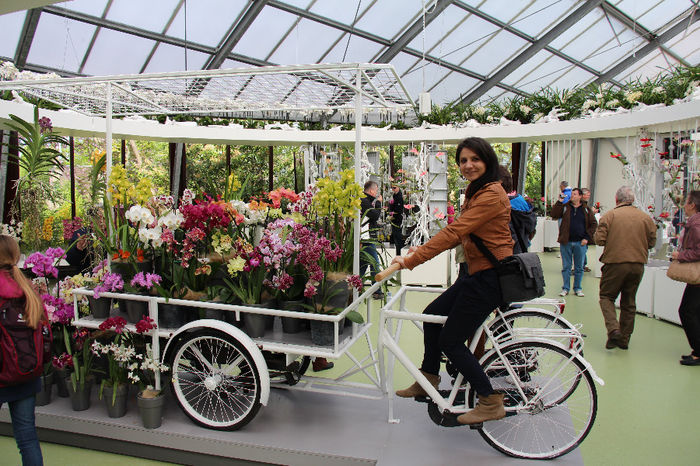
[2, 386, 583, 466]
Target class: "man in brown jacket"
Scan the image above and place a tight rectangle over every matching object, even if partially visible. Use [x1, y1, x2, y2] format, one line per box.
[594, 186, 656, 350]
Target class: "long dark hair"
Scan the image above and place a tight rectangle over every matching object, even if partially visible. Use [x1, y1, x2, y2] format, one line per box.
[455, 137, 500, 199]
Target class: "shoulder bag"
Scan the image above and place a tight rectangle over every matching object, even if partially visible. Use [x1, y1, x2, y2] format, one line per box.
[667, 260, 700, 285]
[470, 233, 546, 304]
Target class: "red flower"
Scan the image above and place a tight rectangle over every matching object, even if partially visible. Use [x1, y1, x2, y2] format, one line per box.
[113, 249, 130, 260]
[640, 138, 651, 142]
[641, 143, 652, 148]
[136, 249, 145, 263]
[135, 316, 157, 333]
[658, 151, 669, 156]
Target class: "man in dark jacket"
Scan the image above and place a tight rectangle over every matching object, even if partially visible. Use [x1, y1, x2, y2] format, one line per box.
[388, 185, 405, 256]
[360, 181, 383, 299]
[550, 188, 598, 297]
[498, 166, 537, 254]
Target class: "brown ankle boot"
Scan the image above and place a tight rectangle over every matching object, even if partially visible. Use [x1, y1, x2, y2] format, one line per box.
[457, 393, 506, 425]
[395, 370, 440, 398]
[312, 358, 334, 372]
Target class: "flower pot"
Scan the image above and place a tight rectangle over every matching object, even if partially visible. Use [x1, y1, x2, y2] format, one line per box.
[137, 389, 165, 429]
[121, 299, 148, 324]
[54, 368, 70, 397]
[321, 272, 352, 311]
[160, 303, 187, 328]
[310, 320, 335, 346]
[88, 297, 112, 319]
[202, 309, 224, 320]
[242, 303, 273, 338]
[281, 300, 305, 334]
[35, 373, 53, 406]
[102, 383, 128, 418]
[66, 379, 92, 411]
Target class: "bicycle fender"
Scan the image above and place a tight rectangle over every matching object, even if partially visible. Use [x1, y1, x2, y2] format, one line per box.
[163, 319, 271, 405]
[479, 337, 604, 387]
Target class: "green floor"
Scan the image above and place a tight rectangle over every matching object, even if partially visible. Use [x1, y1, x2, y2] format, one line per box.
[1, 251, 698, 465]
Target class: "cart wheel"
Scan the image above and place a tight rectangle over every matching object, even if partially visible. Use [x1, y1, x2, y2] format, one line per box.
[170, 329, 262, 430]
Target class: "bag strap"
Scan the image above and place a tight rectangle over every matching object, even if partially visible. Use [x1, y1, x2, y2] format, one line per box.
[510, 217, 528, 253]
[469, 233, 500, 267]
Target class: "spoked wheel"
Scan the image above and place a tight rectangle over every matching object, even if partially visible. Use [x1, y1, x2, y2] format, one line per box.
[488, 309, 582, 353]
[470, 341, 597, 459]
[170, 329, 262, 430]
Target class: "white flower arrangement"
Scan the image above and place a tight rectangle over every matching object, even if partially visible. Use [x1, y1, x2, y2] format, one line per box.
[157, 210, 184, 230]
[0, 219, 22, 241]
[125, 204, 155, 226]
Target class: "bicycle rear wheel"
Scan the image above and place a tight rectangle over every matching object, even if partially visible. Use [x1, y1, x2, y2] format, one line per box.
[471, 341, 597, 459]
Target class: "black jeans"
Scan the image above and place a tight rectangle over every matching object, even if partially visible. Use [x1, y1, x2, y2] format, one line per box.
[679, 284, 700, 357]
[420, 268, 501, 396]
[391, 225, 404, 256]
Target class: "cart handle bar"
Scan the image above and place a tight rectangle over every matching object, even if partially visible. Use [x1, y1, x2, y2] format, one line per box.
[375, 253, 413, 282]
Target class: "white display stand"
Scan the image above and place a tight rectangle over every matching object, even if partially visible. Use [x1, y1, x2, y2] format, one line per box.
[529, 217, 546, 253]
[635, 265, 655, 316]
[543, 219, 560, 249]
[589, 245, 603, 278]
[651, 266, 685, 325]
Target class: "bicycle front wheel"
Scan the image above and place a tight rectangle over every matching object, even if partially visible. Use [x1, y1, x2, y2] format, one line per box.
[471, 341, 597, 459]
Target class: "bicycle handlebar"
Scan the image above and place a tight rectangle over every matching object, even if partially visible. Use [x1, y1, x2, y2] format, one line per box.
[375, 253, 413, 282]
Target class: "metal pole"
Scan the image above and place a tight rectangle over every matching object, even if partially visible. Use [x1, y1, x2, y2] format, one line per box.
[69, 137, 76, 219]
[354, 68, 362, 285]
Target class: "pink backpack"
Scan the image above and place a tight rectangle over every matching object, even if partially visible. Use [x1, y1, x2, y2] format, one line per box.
[0, 298, 52, 387]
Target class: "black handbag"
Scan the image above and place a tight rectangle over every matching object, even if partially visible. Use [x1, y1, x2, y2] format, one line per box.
[469, 233, 546, 304]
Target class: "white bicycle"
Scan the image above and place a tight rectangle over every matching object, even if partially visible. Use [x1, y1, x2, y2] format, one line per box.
[378, 285, 603, 460]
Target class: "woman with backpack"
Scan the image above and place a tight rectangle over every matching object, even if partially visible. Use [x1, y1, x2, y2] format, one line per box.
[0, 235, 45, 465]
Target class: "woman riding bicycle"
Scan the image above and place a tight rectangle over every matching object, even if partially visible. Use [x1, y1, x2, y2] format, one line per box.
[391, 137, 513, 425]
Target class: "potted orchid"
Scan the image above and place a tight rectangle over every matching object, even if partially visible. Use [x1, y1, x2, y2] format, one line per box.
[91, 316, 134, 417]
[121, 271, 161, 323]
[63, 327, 95, 411]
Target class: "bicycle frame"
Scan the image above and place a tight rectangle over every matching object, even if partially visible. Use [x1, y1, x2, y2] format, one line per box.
[378, 285, 604, 424]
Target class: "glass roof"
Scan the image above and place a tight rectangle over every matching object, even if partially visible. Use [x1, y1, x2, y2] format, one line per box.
[0, 0, 697, 110]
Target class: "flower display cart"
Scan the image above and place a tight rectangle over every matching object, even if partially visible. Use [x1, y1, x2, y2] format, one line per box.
[71, 282, 384, 430]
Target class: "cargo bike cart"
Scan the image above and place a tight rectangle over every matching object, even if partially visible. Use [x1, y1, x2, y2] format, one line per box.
[72, 268, 602, 460]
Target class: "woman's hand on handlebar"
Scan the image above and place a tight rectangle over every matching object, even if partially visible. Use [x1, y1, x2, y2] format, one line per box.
[391, 255, 406, 269]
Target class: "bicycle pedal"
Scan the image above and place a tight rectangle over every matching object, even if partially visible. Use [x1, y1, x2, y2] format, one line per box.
[469, 422, 483, 430]
[414, 395, 431, 403]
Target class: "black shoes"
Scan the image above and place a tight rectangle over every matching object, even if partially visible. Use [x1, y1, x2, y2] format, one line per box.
[372, 291, 384, 300]
[680, 356, 700, 366]
[606, 330, 627, 349]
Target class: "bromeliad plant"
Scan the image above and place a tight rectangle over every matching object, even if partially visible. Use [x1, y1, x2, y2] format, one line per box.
[2, 106, 68, 251]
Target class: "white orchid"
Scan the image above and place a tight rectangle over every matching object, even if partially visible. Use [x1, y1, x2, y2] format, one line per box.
[125, 205, 155, 226]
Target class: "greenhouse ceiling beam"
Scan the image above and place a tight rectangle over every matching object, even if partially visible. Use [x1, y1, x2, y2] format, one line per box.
[458, 0, 604, 105]
[202, 0, 268, 71]
[600, 1, 690, 67]
[594, 6, 700, 85]
[42, 5, 273, 69]
[78, 0, 114, 75]
[452, 0, 623, 88]
[268, 0, 525, 98]
[14, 8, 42, 69]
[375, 0, 454, 64]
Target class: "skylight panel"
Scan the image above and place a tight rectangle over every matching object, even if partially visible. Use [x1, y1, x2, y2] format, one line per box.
[406, 5, 466, 52]
[143, 43, 209, 74]
[433, 14, 501, 67]
[665, 23, 700, 63]
[58, 0, 108, 17]
[276, 0, 314, 9]
[400, 61, 449, 102]
[429, 72, 480, 106]
[106, 0, 179, 34]
[535, 66, 596, 94]
[503, 51, 573, 93]
[501, 49, 550, 86]
[0, 11, 25, 59]
[355, 0, 424, 40]
[508, 0, 579, 38]
[614, 0, 688, 32]
[26, 14, 95, 74]
[268, 19, 343, 65]
[309, 0, 372, 26]
[321, 36, 383, 64]
[558, 15, 632, 62]
[167, 0, 247, 48]
[461, 29, 529, 76]
[233, 7, 298, 61]
[390, 52, 422, 76]
[614, 52, 675, 84]
[81, 28, 155, 75]
[549, 8, 605, 49]
[581, 32, 639, 73]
